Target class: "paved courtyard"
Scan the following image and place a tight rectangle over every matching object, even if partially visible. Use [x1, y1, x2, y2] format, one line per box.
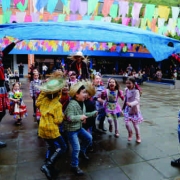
[1, 78, 180, 180]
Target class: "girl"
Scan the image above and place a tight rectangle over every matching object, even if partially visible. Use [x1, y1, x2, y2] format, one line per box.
[68, 71, 78, 87]
[102, 78, 124, 137]
[9, 82, 27, 125]
[123, 77, 143, 143]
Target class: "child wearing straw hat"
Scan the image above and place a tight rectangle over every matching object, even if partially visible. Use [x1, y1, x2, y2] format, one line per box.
[64, 81, 97, 176]
[36, 78, 67, 180]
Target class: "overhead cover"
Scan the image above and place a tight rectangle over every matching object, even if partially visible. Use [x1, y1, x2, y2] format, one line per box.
[0, 20, 180, 61]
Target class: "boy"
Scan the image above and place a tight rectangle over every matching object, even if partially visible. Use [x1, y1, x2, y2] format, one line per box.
[64, 81, 97, 176]
[29, 72, 42, 117]
[36, 78, 67, 180]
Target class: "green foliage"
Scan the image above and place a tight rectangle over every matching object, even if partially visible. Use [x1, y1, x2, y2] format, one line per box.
[129, 0, 179, 6]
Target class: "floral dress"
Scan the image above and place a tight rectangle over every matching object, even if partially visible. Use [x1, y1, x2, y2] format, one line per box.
[9, 90, 27, 119]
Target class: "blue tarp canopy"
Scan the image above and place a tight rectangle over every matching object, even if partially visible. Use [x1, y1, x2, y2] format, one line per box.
[0, 20, 180, 61]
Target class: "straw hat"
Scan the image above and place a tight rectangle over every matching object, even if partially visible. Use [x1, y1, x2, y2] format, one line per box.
[84, 81, 96, 97]
[36, 78, 65, 94]
[69, 81, 84, 97]
[67, 51, 89, 64]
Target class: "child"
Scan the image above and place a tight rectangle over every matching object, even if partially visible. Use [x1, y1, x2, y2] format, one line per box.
[9, 82, 27, 125]
[64, 81, 97, 176]
[123, 77, 143, 143]
[102, 78, 124, 137]
[29, 72, 42, 118]
[36, 78, 67, 180]
[93, 74, 106, 131]
[83, 81, 97, 151]
[68, 71, 78, 87]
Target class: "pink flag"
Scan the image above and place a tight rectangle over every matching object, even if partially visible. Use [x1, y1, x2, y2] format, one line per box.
[79, 1, 87, 16]
[14, 0, 25, 6]
[24, 15, 32, 22]
[102, 0, 114, 17]
[70, 0, 81, 14]
[122, 17, 131, 26]
[10, 15, 17, 23]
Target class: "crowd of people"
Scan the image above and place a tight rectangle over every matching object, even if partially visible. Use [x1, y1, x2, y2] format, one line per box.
[0, 47, 180, 180]
[22, 51, 143, 179]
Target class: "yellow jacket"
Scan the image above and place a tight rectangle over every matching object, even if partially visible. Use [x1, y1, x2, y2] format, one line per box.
[36, 92, 64, 139]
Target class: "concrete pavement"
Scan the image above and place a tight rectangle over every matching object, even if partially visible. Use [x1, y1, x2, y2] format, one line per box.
[0, 78, 180, 180]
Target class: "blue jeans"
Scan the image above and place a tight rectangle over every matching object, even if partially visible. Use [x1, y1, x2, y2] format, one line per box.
[67, 128, 92, 167]
[45, 136, 67, 161]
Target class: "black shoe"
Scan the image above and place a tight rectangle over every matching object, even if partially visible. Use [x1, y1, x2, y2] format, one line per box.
[0, 141, 6, 148]
[41, 164, 52, 180]
[98, 125, 107, 131]
[79, 151, 89, 160]
[87, 145, 94, 153]
[71, 166, 84, 176]
[171, 158, 180, 167]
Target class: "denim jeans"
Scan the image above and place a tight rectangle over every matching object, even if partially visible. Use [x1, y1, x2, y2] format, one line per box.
[45, 136, 67, 161]
[67, 128, 92, 167]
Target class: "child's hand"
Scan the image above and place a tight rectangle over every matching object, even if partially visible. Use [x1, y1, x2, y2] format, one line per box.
[81, 115, 87, 121]
[126, 102, 131, 107]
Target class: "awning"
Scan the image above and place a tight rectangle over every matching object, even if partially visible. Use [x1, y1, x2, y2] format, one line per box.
[0, 20, 179, 61]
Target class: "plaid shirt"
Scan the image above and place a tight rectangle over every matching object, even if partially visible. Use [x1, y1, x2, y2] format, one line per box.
[64, 99, 97, 132]
[29, 79, 42, 98]
[36, 92, 64, 139]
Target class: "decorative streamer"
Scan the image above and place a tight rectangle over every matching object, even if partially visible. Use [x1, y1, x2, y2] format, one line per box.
[63, 0, 70, 15]
[109, 4, 118, 18]
[70, 0, 81, 14]
[158, 6, 170, 21]
[131, 2, 142, 20]
[158, 18, 165, 28]
[144, 4, 155, 21]
[16, 12, 26, 22]
[31, 12, 40, 22]
[88, 0, 99, 16]
[119, 1, 129, 18]
[102, 0, 114, 17]
[79, 1, 88, 16]
[47, 0, 58, 14]
[36, 0, 48, 12]
[17, 0, 28, 12]
[14, 0, 25, 6]
[61, 0, 68, 6]
[2, 0, 11, 12]
[172, 7, 180, 21]
[3, 10, 12, 23]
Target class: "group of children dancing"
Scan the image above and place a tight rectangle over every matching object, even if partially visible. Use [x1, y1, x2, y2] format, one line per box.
[7, 68, 143, 180]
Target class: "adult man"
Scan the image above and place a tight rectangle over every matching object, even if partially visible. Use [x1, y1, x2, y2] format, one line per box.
[70, 51, 89, 80]
[18, 62, 24, 77]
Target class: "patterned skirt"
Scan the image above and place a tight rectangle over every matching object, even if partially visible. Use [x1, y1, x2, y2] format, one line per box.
[124, 106, 143, 124]
[0, 86, 9, 112]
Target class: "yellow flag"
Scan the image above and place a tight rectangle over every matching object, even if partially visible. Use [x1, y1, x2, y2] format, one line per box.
[158, 6, 170, 21]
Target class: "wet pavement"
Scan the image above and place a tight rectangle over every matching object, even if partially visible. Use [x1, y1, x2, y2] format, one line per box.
[1, 78, 180, 180]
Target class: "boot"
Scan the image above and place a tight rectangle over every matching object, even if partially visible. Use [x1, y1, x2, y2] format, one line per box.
[136, 134, 141, 143]
[128, 131, 133, 141]
[79, 151, 89, 160]
[114, 130, 119, 138]
[171, 158, 180, 167]
[71, 166, 84, 176]
[0, 141, 6, 148]
[41, 162, 53, 180]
